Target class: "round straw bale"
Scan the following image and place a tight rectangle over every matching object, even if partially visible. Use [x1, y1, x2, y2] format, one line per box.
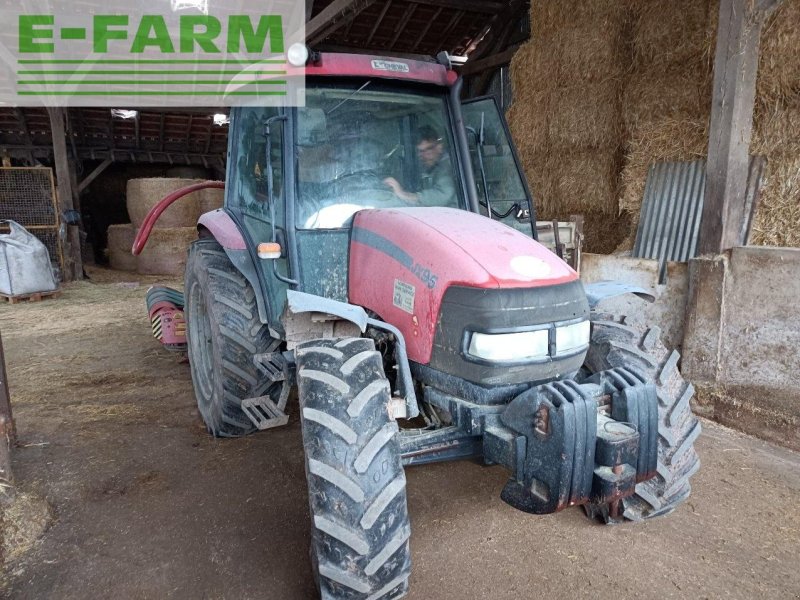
[548, 150, 619, 215]
[631, 0, 713, 73]
[757, 1, 800, 107]
[622, 73, 712, 134]
[126, 178, 204, 228]
[548, 83, 622, 150]
[136, 227, 198, 276]
[750, 153, 800, 248]
[107, 223, 138, 272]
[198, 186, 225, 214]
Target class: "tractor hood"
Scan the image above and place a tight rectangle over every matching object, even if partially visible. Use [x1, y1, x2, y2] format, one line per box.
[349, 207, 581, 365]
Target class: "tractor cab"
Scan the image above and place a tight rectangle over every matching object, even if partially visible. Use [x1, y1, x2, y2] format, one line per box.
[222, 53, 536, 320]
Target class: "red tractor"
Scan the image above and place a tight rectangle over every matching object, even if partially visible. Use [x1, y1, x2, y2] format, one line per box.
[136, 49, 700, 599]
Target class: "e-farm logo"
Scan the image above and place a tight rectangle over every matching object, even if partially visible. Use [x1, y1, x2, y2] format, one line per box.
[1, 1, 305, 107]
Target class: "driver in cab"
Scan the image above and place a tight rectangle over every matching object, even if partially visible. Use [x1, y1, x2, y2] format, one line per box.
[384, 126, 457, 206]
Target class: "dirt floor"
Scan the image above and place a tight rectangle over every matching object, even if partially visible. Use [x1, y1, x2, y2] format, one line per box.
[0, 267, 798, 599]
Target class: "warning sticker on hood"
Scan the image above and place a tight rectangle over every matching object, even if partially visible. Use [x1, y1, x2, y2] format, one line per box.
[393, 280, 415, 314]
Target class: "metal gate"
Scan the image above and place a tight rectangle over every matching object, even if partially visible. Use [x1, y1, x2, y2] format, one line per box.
[0, 167, 63, 274]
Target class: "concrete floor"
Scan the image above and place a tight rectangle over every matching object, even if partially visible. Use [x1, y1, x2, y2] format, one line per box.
[1, 269, 798, 599]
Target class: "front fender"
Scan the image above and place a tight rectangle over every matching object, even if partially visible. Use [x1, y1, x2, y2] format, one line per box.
[198, 209, 272, 326]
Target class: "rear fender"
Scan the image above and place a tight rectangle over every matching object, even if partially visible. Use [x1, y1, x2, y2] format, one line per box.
[197, 210, 272, 327]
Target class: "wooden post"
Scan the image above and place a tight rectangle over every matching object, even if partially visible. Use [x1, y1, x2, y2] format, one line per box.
[0, 331, 14, 486]
[698, 0, 781, 254]
[47, 107, 83, 281]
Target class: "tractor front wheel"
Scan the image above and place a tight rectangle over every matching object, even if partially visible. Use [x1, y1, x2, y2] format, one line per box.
[296, 337, 411, 600]
[583, 316, 701, 523]
[184, 239, 281, 437]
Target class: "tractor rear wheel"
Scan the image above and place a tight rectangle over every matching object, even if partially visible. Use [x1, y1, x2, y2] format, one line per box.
[184, 239, 280, 437]
[583, 316, 701, 524]
[296, 338, 411, 600]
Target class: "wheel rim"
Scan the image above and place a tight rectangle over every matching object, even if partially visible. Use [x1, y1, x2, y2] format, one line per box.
[188, 280, 215, 408]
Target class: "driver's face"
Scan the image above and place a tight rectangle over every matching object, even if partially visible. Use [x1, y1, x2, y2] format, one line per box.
[416, 140, 443, 169]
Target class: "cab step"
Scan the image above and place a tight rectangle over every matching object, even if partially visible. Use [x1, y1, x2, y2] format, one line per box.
[241, 395, 289, 430]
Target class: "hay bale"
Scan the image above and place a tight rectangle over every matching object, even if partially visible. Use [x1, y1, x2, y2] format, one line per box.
[509, 44, 553, 99]
[548, 83, 621, 150]
[137, 227, 197, 276]
[757, 0, 800, 107]
[507, 94, 551, 156]
[107, 224, 138, 272]
[540, 22, 628, 85]
[753, 102, 800, 156]
[126, 178, 204, 229]
[619, 116, 710, 215]
[630, 0, 714, 73]
[532, 0, 629, 38]
[519, 151, 554, 213]
[548, 150, 619, 215]
[750, 153, 800, 247]
[198, 186, 225, 214]
[622, 73, 712, 134]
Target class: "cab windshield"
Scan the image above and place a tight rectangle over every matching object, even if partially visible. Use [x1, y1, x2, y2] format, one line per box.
[296, 82, 464, 229]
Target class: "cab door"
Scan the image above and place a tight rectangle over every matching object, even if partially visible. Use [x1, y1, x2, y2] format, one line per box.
[225, 106, 291, 326]
[462, 97, 537, 239]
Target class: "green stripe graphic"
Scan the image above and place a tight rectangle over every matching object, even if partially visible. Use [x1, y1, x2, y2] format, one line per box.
[17, 91, 288, 96]
[18, 80, 287, 85]
[18, 70, 286, 75]
[18, 59, 287, 65]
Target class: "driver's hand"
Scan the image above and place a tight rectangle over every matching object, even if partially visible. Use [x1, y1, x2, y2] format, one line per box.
[383, 177, 401, 193]
[384, 178, 418, 204]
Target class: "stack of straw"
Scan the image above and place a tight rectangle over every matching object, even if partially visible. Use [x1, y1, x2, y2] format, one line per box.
[616, 0, 715, 249]
[509, 0, 799, 252]
[751, 0, 800, 247]
[508, 0, 630, 252]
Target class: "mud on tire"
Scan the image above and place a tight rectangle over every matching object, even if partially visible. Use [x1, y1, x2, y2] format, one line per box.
[583, 316, 701, 523]
[184, 239, 280, 437]
[297, 338, 411, 600]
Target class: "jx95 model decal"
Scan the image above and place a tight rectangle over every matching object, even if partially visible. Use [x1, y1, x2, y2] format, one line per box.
[352, 227, 439, 290]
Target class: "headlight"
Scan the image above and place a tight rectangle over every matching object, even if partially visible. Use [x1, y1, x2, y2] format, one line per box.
[468, 330, 549, 362]
[555, 320, 590, 356]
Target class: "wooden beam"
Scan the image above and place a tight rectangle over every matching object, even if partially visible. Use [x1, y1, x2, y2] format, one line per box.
[366, 0, 392, 46]
[134, 112, 141, 149]
[411, 7, 443, 52]
[47, 107, 83, 282]
[306, 0, 377, 44]
[390, 3, 418, 48]
[413, 0, 502, 13]
[698, 0, 776, 254]
[460, 45, 521, 76]
[77, 157, 112, 194]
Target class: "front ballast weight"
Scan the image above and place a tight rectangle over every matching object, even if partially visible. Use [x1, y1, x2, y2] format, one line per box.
[486, 368, 658, 515]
